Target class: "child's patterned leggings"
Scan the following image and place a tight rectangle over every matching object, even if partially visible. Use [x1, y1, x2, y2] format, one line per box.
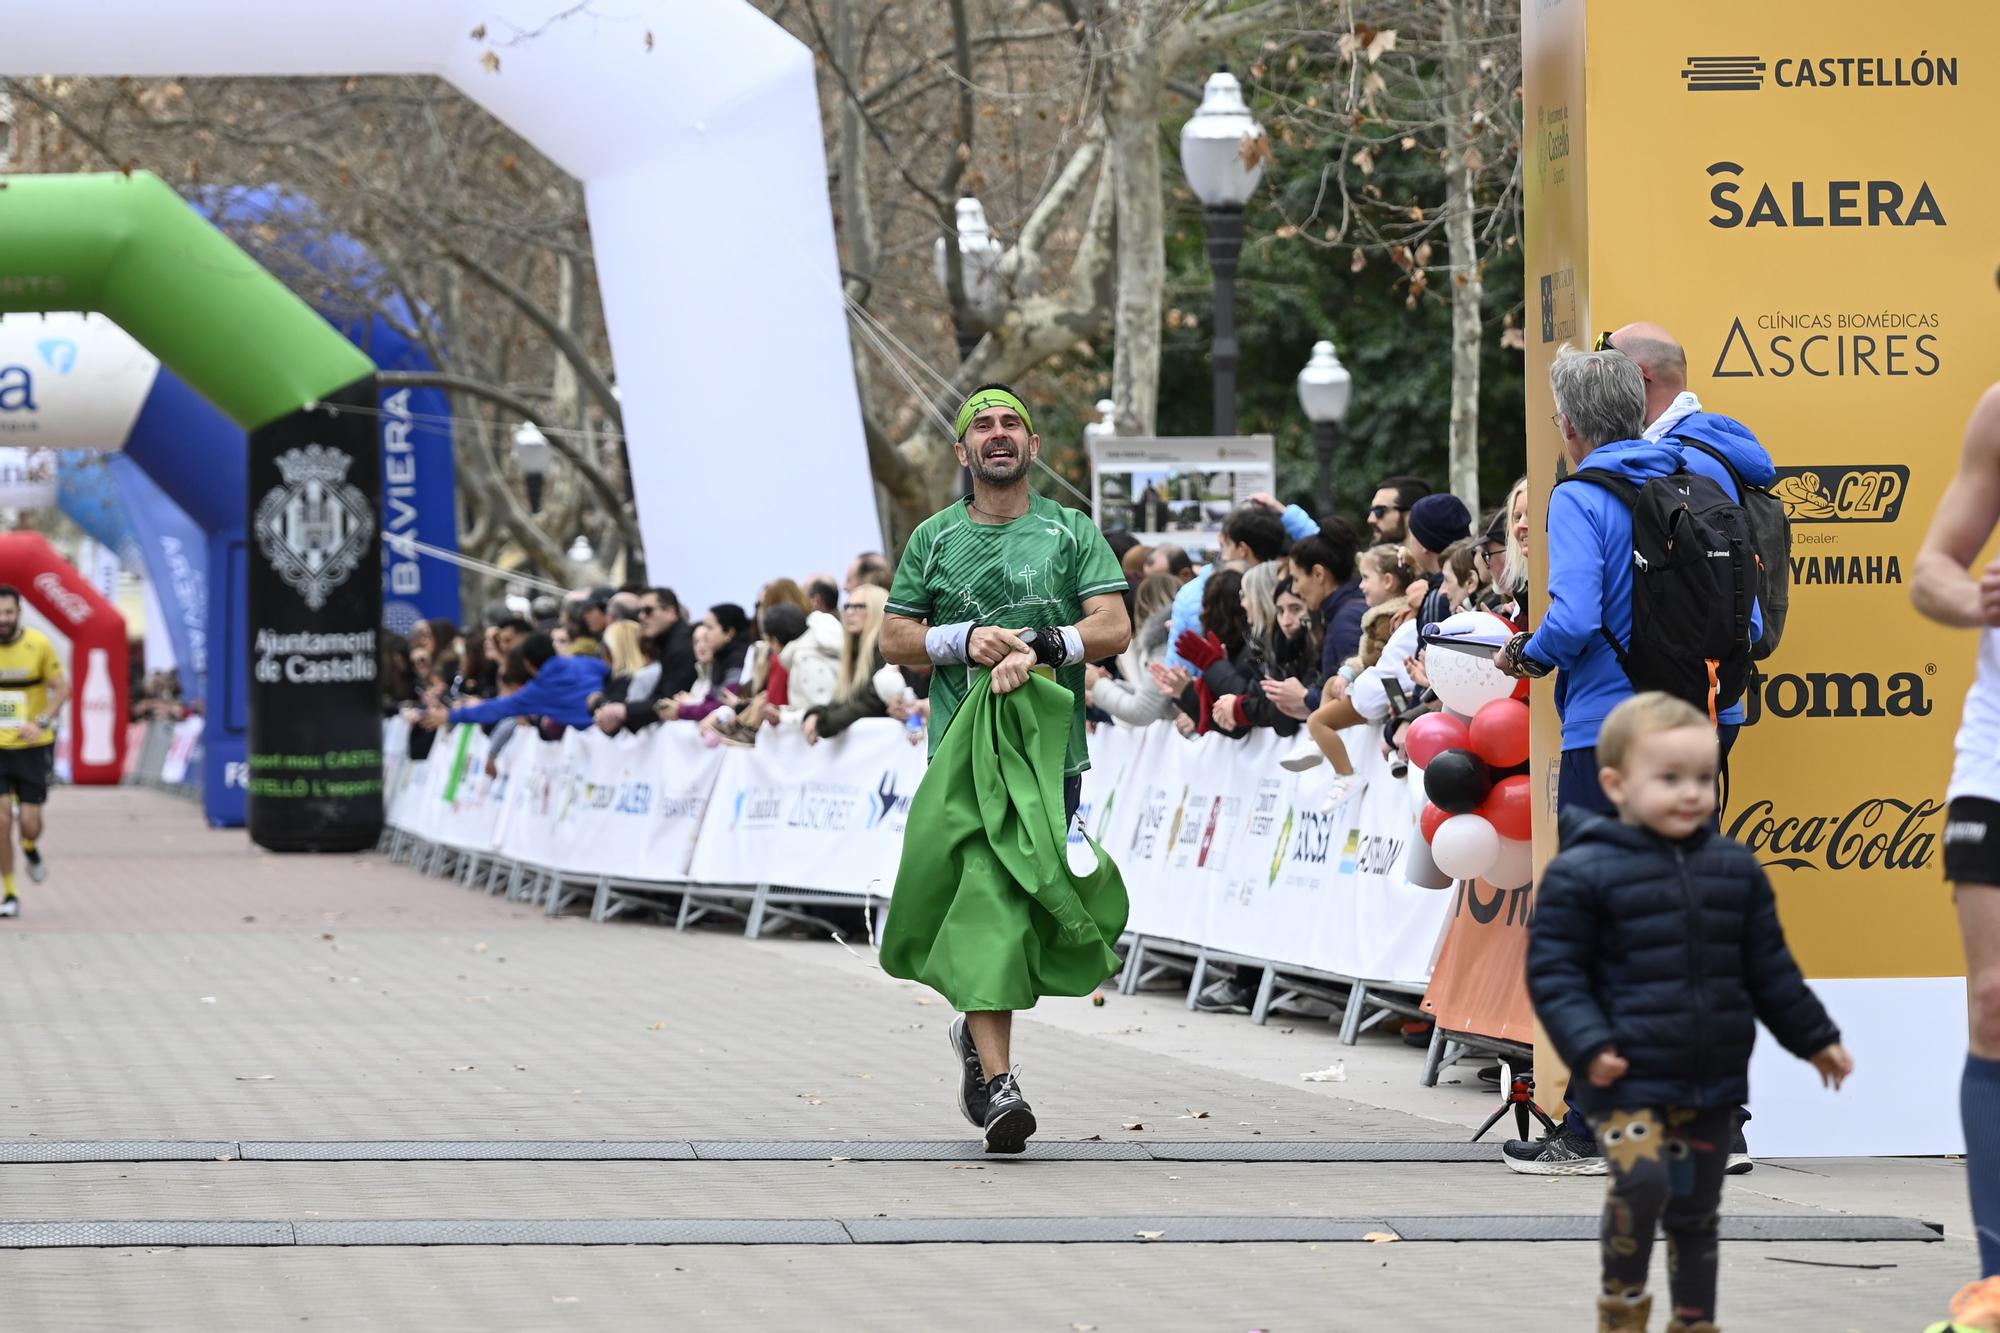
[1588, 1104, 1735, 1325]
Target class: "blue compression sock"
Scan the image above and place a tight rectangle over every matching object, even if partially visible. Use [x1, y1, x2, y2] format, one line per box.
[1966, 1053, 2000, 1277]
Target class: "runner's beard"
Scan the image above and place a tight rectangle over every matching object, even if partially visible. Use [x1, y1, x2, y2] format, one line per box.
[967, 441, 1029, 487]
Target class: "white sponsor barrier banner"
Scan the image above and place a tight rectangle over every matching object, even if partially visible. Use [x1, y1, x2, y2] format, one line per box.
[385, 715, 1451, 988]
[688, 718, 925, 894]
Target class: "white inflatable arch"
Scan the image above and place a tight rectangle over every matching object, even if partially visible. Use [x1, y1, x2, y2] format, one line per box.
[4, 1, 881, 606]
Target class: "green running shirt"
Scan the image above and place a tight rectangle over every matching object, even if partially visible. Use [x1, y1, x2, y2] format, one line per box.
[887, 495, 1128, 776]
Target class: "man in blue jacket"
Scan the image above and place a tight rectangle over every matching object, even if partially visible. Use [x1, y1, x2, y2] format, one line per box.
[1609, 321, 1778, 784]
[1498, 342, 1761, 1177]
[414, 632, 608, 734]
[1497, 347, 1677, 819]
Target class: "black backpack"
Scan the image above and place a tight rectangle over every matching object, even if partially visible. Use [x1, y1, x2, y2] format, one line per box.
[1560, 467, 1756, 720]
[1674, 433, 1791, 660]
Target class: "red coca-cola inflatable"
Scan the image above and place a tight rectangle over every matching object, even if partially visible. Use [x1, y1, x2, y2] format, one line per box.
[0, 533, 130, 785]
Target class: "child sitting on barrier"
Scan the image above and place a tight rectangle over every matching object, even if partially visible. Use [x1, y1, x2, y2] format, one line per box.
[1298, 545, 1425, 791]
[1528, 692, 1853, 1333]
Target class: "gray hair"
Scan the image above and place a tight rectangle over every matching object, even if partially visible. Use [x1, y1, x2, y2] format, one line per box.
[1549, 346, 1646, 449]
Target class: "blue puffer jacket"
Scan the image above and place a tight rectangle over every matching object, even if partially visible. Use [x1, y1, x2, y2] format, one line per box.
[1527, 813, 1839, 1113]
[1522, 437, 1685, 751]
[1664, 412, 1775, 729]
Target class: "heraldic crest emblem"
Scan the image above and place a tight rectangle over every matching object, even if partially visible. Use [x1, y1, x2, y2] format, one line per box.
[254, 444, 374, 610]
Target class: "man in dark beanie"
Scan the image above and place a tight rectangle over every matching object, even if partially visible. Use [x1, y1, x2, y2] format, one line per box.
[1406, 492, 1472, 630]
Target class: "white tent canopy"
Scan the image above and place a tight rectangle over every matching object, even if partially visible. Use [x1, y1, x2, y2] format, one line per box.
[2, 1, 881, 606]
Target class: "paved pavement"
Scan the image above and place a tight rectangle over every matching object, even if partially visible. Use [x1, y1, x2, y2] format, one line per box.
[0, 788, 1981, 1331]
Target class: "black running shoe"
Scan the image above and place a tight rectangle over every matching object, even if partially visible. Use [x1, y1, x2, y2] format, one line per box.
[1501, 1127, 1606, 1176]
[1726, 1126, 1753, 1175]
[22, 846, 45, 885]
[1192, 979, 1255, 1014]
[981, 1074, 1036, 1154]
[948, 1015, 989, 1127]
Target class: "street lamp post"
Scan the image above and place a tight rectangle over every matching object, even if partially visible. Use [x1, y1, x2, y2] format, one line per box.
[1180, 69, 1266, 438]
[932, 194, 1004, 364]
[1296, 340, 1354, 517]
[513, 422, 551, 513]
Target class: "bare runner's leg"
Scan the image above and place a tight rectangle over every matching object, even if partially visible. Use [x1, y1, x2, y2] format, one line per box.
[966, 1011, 1012, 1081]
[1958, 885, 2000, 1275]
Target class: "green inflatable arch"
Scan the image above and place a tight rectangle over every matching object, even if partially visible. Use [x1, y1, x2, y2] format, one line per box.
[0, 171, 371, 424]
[0, 170, 386, 853]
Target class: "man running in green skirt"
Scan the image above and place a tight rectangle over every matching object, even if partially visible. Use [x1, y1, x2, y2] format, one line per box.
[879, 384, 1133, 1153]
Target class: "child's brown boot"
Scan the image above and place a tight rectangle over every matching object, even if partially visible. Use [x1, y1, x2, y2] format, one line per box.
[1598, 1293, 1653, 1332]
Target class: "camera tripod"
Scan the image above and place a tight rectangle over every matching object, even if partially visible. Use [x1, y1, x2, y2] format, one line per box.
[1470, 1066, 1561, 1143]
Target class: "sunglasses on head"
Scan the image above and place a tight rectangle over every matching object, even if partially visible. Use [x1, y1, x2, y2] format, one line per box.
[1593, 330, 1616, 352]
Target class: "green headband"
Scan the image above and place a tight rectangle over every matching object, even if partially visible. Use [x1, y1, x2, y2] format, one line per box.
[955, 388, 1034, 441]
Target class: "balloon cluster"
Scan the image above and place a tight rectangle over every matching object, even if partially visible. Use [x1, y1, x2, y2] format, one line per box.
[1408, 697, 1533, 890]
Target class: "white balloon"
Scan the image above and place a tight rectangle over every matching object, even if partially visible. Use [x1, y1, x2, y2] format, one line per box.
[1423, 610, 1520, 716]
[1489, 836, 1534, 890]
[1431, 813, 1501, 881]
[1404, 825, 1456, 891]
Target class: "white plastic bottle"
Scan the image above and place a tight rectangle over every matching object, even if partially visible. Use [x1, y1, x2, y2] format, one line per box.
[79, 647, 115, 766]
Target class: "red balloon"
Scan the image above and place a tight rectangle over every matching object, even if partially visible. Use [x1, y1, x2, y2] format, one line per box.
[1478, 774, 1534, 842]
[1420, 801, 1451, 845]
[1405, 711, 1472, 770]
[1469, 698, 1532, 769]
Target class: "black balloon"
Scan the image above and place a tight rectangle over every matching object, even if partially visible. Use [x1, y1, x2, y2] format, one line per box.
[1422, 747, 1492, 815]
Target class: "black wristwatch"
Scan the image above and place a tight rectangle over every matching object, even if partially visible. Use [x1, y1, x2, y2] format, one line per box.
[1017, 627, 1071, 669]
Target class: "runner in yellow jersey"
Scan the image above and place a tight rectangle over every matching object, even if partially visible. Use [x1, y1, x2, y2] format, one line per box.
[0, 586, 68, 917]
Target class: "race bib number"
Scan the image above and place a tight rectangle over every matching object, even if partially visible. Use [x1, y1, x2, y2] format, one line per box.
[0, 691, 26, 724]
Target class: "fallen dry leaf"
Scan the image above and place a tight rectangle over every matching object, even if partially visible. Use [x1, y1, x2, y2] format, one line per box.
[648, 1021, 667, 1031]
[1364, 1230, 1402, 1244]
[1179, 1110, 1211, 1120]
[451, 1065, 477, 1072]
[1121, 1122, 1145, 1132]
[1135, 1230, 1165, 1241]
[480, 50, 501, 74]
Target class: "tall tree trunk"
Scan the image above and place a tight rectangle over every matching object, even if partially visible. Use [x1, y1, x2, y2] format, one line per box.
[1441, 0, 1483, 514]
[1105, 3, 1165, 437]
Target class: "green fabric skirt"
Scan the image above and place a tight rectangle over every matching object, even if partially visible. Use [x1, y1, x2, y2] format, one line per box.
[879, 671, 1128, 1012]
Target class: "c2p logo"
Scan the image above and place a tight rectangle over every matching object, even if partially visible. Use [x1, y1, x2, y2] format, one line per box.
[1769, 466, 1907, 523]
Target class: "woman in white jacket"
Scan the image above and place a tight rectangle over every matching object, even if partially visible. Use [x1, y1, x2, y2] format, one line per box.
[778, 606, 846, 721]
[1086, 573, 1179, 727]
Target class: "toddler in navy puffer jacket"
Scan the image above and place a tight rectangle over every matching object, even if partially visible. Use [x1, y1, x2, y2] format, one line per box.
[1529, 691, 1854, 1333]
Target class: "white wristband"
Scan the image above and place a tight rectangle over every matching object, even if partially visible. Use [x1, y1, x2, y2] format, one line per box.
[924, 621, 975, 665]
[1057, 625, 1086, 665]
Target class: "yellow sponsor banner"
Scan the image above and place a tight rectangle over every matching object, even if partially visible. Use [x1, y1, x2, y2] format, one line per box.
[1525, 1, 1998, 981]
